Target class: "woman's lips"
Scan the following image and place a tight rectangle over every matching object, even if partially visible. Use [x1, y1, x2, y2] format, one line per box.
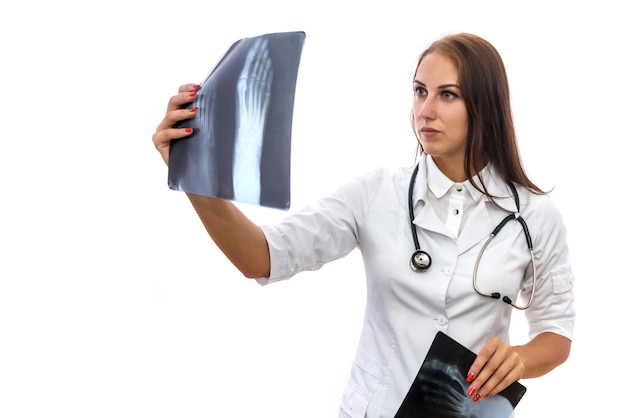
[420, 127, 440, 138]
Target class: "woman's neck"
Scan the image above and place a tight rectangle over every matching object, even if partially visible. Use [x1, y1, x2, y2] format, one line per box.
[431, 156, 486, 183]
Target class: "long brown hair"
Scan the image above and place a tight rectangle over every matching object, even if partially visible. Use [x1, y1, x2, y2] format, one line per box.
[411, 33, 546, 196]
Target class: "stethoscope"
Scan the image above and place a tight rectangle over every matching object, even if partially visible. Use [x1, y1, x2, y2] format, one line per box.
[408, 164, 537, 310]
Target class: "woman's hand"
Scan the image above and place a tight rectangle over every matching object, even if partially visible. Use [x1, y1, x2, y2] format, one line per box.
[465, 337, 524, 402]
[152, 83, 200, 165]
[466, 332, 570, 402]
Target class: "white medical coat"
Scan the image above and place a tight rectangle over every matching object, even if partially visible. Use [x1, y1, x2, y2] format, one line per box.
[257, 154, 575, 417]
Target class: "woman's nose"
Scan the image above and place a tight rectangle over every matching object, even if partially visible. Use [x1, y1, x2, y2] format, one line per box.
[417, 97, 435, 120]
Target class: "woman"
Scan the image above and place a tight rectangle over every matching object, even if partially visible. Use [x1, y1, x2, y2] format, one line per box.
[152, 32, 575, 417]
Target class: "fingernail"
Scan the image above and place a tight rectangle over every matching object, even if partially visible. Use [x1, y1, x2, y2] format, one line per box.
[189, 92, 196, 97]
[473, 393, 482, 402]
[193, 84, 201, 90]
[185, 128, 192, 133]
[190, 107, 198, 112]
[466, 372, 475, 383]
[467, 387, 476, 397]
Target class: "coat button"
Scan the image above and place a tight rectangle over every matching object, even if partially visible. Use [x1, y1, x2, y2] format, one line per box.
[436, 315, 448, 326]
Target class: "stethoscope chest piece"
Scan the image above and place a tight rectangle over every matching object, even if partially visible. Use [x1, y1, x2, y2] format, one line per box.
[410, 250, 432, 272]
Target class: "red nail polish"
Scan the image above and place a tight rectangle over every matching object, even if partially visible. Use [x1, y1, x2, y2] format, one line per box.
[473, 393, 482, 402]
[185, 128, 192, 133]
[190, 107, 198, 112]
[193, 84, 201, 90]
[467, 387, 476, 397]
[189, 92, 196, 97]
[466, 372, 475, 383]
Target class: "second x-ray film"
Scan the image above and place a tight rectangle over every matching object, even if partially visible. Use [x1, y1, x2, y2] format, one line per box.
[395, 332, 526, 418]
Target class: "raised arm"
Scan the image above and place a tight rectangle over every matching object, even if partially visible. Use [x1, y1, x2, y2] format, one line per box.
[152, 84, 270, 278]
[187, 193, 270, 278]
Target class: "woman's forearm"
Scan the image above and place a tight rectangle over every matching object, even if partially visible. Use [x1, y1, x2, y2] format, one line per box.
[186, 193, 271, 278]
[513, 332, 571, 379]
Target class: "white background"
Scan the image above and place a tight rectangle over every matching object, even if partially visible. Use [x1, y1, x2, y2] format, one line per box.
[1, 0, 623, 416]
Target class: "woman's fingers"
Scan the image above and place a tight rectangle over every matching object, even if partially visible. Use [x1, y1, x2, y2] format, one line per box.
[153, 84, 201, 165]
[152, 120, 195, 165]
[166, 83, 201, 111]
[155, 105, 198, 133]
[466, 337, 524, 402]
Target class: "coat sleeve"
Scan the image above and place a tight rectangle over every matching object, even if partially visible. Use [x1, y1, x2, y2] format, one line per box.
[255, 168, 386, 285]
[520, 194, 576, 340]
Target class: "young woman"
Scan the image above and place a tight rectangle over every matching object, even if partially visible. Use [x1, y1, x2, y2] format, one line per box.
[152, 32, 575, 417]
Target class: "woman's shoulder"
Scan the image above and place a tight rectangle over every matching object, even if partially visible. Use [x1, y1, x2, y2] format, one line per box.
[517, 187, 566, 229]
[518, 186, 560, 210]
[359, 165, 416, 196]
[331, 165, 414, 210]
[340, 165, 414, 188]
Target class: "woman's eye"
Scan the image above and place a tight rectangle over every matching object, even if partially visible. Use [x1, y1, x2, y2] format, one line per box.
[415, 87, 427, 96]
[442, 90, 458, 99]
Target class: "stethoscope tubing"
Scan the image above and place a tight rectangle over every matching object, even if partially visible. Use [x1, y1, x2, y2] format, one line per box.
[408, 163, 536, 310]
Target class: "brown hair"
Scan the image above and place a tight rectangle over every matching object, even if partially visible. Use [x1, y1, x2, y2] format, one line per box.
[411, 33, 546, 196]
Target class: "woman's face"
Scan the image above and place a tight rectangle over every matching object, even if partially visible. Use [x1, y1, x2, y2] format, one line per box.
[413, 52, 469, 170]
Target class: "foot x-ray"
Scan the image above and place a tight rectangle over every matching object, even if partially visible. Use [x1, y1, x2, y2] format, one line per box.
[168, 31, 306, 210]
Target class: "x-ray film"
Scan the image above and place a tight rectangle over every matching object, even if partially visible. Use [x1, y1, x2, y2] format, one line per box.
[168, 31, 306, 210]
[395, 332, 526, 418]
